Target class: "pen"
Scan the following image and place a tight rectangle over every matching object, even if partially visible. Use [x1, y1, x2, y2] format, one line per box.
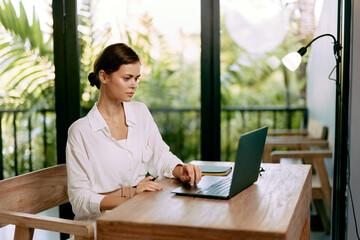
[151, 176, 159, 181]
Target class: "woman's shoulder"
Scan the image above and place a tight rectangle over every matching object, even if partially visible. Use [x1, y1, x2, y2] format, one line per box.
[68, 117, 88, 134]
[68, 104, 102, 135]
[124, 101, 152, 124]
[125, 101, 150, 113]
[67, 112, 98, 140]
[126, 101, 148, 108]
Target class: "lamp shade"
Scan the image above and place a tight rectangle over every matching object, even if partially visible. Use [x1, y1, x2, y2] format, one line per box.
[281, 51, 302, 71]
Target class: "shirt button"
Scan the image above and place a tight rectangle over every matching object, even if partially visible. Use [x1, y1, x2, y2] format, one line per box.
[129, 168, 132, 171]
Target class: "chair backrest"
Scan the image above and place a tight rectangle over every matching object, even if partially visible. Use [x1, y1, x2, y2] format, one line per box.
[0, 164, 68, 214]
[308, 119, 328, 139]
[327, 128, 334, 150]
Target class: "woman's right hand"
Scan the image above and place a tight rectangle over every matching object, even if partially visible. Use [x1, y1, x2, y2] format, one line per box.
[135, 176, 163, 193]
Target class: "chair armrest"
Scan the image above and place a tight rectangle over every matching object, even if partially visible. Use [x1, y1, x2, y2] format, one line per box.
[265, 139, 328, 147]
[268, 129, 308, 136]
[266, 138, 327, 144]
[270, 150, 333, 163]
[0, 210, 94, 238]
[263, 139, 329, 163]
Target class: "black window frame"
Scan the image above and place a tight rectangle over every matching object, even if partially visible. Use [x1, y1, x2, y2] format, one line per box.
[52, 1, 350, 239]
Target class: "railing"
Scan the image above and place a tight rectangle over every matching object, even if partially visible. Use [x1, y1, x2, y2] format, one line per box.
[0, 109, 56, 180]
[150, 106, 308, 162]
[0, 106, 307, 179]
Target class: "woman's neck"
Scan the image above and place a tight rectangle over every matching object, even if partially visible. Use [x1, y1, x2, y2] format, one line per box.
[97, 95, 124, 121]
[97, 96, 128, 140]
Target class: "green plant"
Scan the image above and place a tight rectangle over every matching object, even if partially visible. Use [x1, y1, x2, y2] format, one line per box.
[0, 0, 315, 169]
[0, 0, 53, 109]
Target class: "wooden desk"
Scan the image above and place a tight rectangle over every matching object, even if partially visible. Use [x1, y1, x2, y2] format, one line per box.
[97, 162, 311, 240]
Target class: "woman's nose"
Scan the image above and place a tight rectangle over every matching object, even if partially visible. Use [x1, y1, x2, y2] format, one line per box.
[130, 79, 138, 89]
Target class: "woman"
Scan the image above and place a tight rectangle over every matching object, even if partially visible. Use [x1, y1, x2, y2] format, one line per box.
[66, 43, 202, 221]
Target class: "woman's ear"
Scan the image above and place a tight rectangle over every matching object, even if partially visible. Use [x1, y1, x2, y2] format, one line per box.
[99, 70, 107, 84]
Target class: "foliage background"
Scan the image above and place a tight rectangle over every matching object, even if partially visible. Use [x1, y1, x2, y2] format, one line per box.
[0, 0, 315, 177]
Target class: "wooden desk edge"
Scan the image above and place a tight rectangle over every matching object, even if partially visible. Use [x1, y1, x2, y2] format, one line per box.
[97, 220, 287, 240]
[286, 165, 312, 240]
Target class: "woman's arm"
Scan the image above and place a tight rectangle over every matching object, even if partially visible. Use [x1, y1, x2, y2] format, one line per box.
[100, 197, 128, 211]
[66, 123, 106, 217]
[99, 176, 163, 211]
[139, 103, 183, 178]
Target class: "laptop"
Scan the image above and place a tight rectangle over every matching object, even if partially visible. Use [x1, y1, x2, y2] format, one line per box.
[171, 126, 268, 199]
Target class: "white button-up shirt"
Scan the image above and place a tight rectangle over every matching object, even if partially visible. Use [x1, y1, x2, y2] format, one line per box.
[66, 101, 183, 219]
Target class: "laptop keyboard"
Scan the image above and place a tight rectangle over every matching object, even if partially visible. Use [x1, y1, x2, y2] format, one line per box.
[198, 177, 232, 195]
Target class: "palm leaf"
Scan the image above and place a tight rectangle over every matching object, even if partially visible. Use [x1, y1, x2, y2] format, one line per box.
[0, 0, 50, 57]
[0, 0, 53, 109]
[17, 2, 29, 39]
[0, 55, 30, 73]
[8, 69, 47, 89]
[0, 39, 10, 50]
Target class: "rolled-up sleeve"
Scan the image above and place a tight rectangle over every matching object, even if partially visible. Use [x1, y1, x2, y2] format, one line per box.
[141, 104, 183, 178]
[66, 123, 106, 218]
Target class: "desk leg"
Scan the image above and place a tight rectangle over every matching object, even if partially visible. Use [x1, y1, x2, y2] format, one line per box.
[300, 213, 310, 240]
[263, 145, 272, 163]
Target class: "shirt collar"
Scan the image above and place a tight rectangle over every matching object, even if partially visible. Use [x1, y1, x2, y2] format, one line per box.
[122, 102, 136, 127]
[88, 102, 136, 132]
[88, 103, 108, 132]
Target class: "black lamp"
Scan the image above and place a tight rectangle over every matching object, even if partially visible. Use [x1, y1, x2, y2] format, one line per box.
[282, 33, 347, 238]
[282, 33, 342, 72]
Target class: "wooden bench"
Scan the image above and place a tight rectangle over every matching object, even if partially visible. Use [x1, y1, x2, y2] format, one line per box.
[0, 164, 94, 240]
[267, 118, 328, 138]
[263, 119, 328, 163]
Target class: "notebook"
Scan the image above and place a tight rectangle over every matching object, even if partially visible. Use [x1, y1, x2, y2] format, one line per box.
[199, 165, 232, 176]
[171, 126, 268, 199]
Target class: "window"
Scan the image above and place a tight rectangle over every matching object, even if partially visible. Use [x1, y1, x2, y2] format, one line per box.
[77, 0, 201, 161]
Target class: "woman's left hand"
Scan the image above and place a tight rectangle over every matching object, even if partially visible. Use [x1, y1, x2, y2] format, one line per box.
[135, 176, 163, 194]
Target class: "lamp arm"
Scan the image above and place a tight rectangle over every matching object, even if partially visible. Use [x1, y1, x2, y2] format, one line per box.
[303, 34, 342, 90]
[303, 34, 342, 62]
[304, 33, 337, 49]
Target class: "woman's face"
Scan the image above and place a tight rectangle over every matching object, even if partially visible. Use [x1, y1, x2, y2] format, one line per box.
[101, 62, 141, 102]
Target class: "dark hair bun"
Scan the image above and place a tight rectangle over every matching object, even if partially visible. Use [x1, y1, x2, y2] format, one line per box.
[88, 72, 100, 89]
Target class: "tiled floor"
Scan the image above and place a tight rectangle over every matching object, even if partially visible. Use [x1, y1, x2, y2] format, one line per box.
[311, 231, 330, 240]
[0, 207, 60, 240]
[0, 225, 60, 240]
[310, 207, 331, 240]
[0, 225, 331, 240]
[0, 207, 330, 240]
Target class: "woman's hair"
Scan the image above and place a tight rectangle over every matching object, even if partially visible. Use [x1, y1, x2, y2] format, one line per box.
[88, 43, 140, 89]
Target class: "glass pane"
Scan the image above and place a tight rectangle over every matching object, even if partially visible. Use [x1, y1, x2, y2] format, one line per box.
[0, 0, 56, 177]
[219, 0, 319, 161]
[77, 0, 201, 162]
[220, 1, 330, 237]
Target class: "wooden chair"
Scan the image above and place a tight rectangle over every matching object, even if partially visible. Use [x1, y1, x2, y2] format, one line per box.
[0, 164, 94, 240]
[263, 119, 328, 163]
[270, 130, 334, 234]
[267, 118, 328, 138]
